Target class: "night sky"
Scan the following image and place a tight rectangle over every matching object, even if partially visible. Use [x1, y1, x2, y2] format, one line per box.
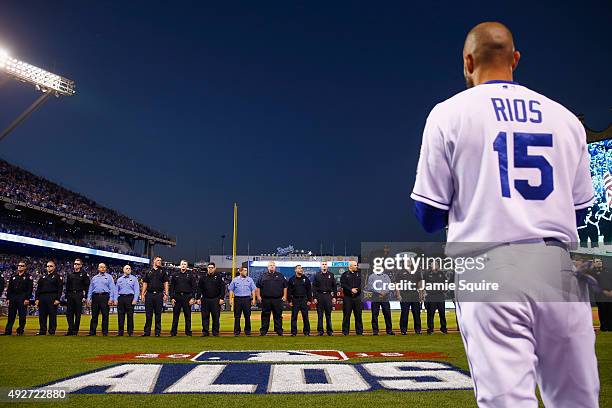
[0, 1, 610, 261]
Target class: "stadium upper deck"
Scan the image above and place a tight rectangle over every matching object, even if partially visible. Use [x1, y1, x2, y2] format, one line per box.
[0, 159, 175, 245]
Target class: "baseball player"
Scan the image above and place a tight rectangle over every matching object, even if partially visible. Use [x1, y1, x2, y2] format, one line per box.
[411, 22, 599, 407]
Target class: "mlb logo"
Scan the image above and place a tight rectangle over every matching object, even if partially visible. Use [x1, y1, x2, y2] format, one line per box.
[191, 350, 348, 363]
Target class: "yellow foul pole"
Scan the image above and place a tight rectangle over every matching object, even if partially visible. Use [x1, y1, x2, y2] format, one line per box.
[231, 202, 238, 311]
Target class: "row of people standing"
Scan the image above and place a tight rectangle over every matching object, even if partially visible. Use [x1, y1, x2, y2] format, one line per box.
[2, 256, 451, 336]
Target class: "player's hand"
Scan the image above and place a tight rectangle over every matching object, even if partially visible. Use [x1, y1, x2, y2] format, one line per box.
[53, 300, 60, 306]
[282, 297, 287, 303]
[171, 299, 176, 306]
[35, 300, 39, 307]
[351, 288, 358, 294]
[257, 296, 262, 303]
[307, 301, 311, 306]
[141, 293, 146, 302]
[132, 300, 137, 305]
[219, 299, 224, 305]
[23, 299, 29, 306]
[229, 298, 234, 306]
[332, 298, 337, 304]
[107, 300, 113, 306]
[163, 294, 168, 302]
[289, 302, 293, 307]
[189, 299, 195, 305]
[197, 299, 201, 305]
[251, 299, 256, 306]
[313, 298, 318, 304]
[86, 300, 91, 307]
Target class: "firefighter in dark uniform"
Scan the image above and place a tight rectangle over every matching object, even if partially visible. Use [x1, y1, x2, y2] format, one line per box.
[313, 261, 337, 336]
[64, 258, 90, 336]
[35, 260, 63, 335]
[340, 260, 363, 335]
[170, 260, 197, 336]
[591, 258, 612, 331]
[424, 262, 447, 334]
[197, 262, 226, 336]
[2, 260, 33, 335]
[141, 256, 169, 337]
[288, 265, 312, 336]
[396, 260, 423, 335]
[256, 261, 287, 336]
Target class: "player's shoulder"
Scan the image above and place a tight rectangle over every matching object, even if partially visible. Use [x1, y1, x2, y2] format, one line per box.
[527, 87, 584, 131]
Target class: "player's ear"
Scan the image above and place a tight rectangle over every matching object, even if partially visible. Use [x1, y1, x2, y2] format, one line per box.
[511, 50, 520, 71]
[463, 53, 474, 74]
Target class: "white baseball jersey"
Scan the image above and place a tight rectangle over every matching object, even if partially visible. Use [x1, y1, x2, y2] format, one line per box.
[411, 80, 595, 244]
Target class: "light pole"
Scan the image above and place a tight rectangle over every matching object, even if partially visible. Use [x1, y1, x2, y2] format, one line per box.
[0, 48, 75, 143]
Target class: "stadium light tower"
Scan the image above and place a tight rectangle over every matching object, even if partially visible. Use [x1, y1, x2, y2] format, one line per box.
[0, 47, 75, 143]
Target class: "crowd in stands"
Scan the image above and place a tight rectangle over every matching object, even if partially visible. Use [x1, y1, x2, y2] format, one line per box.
[0, 216, 142, 257]
[0, 159, 172, 241]
[588, 139, 612, 205]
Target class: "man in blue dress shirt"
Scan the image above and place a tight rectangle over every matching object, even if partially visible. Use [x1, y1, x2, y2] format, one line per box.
[86, 263, 117, 336]
[115, 265, 140, 336]
[228, 266, 257, 336]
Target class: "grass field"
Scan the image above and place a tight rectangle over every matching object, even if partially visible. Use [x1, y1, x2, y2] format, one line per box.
[0, 310, 609, 407]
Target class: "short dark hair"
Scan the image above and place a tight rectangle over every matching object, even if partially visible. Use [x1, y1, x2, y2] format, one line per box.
[47, 260, 56, 266]
[74, 258, 83, 263]
[154, 256, 162, 261]
[240, 266, 247, 271]
[18, 259, 27, 266]
[295, 264, 302, 269]
[208, 262, 216, 267]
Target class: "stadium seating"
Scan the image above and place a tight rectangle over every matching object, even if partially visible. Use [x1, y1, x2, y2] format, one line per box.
[0, 159, 173, 242]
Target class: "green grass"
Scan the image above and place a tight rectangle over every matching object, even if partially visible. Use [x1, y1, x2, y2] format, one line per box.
[0, 310, 609, 408]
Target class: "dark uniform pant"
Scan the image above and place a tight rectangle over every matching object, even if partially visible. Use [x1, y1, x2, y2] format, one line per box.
[586, 224, 599, 247]
[291, 297, 310, 335]
[399, 301, 422, 333]
[316, 293, 334, 335]
[260, 298, 283, 335]
[89, 293, 110, 335]
[5, 295, 28, 334]
[171, 293, 192, 335]
[342, 296, 363, 335]
[426, 301, 447, 333]
[371, 301, 393, 334]
[201, 298, 221, 335]
[233, 296, 252, 335]
[597, 301, 612, 331]
[144, 292, 164, 335]
[38, 293, 58, 334]
[65, 291, 85, 334]
[117, 294, 135, 335]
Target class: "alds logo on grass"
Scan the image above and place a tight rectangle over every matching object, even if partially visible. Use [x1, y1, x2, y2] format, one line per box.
[38, 350, 472, 394]
[191, 350, 347, 362]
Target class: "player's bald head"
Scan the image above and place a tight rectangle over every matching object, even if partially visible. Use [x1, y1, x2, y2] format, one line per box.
[462, 22, 519, 88]
[464, 22, 515, 67]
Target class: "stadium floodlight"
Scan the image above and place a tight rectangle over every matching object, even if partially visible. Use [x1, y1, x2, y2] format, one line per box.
[0, 49, 75, 96]
[0, 47, 76, 143]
